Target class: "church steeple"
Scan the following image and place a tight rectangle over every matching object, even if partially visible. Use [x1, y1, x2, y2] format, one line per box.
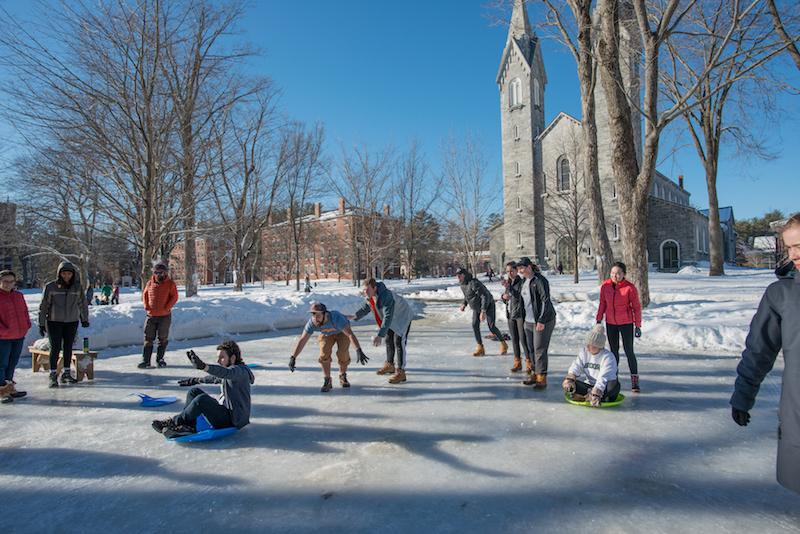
[509, 0, 532, 41]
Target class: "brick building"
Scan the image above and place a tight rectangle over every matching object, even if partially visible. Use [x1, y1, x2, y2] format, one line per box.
[170, 236, 246, 286]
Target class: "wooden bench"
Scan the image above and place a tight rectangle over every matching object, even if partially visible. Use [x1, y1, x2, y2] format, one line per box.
[29, 348, 99, 382]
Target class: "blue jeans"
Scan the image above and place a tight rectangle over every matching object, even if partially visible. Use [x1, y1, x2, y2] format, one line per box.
[0, 338, 24, 383]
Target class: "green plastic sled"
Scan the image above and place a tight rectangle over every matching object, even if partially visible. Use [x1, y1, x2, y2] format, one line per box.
[565, 392, 625, 408]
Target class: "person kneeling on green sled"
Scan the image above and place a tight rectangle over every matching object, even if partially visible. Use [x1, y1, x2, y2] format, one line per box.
[152, 340, 254, 435]
[562, 325, 620, 407]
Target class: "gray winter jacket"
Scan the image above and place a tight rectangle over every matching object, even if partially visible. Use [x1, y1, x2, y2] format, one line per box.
[459, 272, 494, 312]
[730, 270, 799, 494]
[38, 261, 89, 327]
[202, 363, 255, 429]
[504, 275, 525, 319]
[353, 282, 413, 338]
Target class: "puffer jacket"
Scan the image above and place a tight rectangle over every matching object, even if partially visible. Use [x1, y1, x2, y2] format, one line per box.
[38, 261, 89, 327]
[730, 268, 800, 494]
[0, 289, 31, 339]
[143, 274, 178, 317]
[596, 278, 642, 327]
[459, 272, 494, 312]
[504, 275, 525, 319]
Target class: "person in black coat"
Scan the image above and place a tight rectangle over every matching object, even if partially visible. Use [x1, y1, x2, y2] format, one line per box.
[501, 261, 530, 373]
[731, 213, 800, 494]
[516, 257, 556, 389]
[457, 267, 507, 357]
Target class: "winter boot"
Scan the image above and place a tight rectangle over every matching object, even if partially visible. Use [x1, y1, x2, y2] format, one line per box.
[472, 344, 486, 357]
[388, 369, 407, 384]
[49, 371, 59, 388]
[522, 373, 536, 386]
[321, 377, 333, 393]
[525, 358, 533, 375]
[631, 374, 640, 393]
[339, 374, 350, 388]
[10, 381, 26, 399]
[510, 357, 522, 373]
[376, 362, 396, 375]
[151, 419, 174, 434]
[1, 383, 12, 404]
[499, 339, 509, 355]
[139, 345, 154, 369]
[156, 345, 167, 368]
[60, 369, 77, 384]
[533, 373, 548, 389]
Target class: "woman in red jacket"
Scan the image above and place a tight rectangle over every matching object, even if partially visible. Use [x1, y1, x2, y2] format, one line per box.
[0, 270, 31, 402]
[595, 261, 642, 392]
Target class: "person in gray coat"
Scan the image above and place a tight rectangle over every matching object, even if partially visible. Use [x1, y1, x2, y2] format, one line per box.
[456, 268, 507, 357]
[152, 339, 255, 435]
[351, 278, 414, 384]
[731, 213, 800, 494]
[38, 261, 90, 388]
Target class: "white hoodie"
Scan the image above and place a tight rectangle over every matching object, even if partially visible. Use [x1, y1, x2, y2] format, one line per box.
[567, 347, 618, 392]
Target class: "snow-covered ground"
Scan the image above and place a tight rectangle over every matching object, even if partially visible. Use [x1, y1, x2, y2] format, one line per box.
[3, 269, 798, 532]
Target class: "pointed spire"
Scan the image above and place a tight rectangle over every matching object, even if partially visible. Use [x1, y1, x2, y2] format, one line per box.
[509, 0, 532, 41]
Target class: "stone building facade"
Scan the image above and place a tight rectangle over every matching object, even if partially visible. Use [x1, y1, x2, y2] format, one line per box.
[492, 0, 716, 273]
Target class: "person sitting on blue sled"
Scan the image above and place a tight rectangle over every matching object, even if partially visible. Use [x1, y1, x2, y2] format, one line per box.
[562, 325, 620, 407]
[151, 340, 254, 436]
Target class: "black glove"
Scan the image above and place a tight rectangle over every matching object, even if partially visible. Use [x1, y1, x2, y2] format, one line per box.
[39, 325, 47, 337]
[356, 348, 370, 366]
[81, 321, 90, 328]
[186, 350, 205, 370]
[596, 320, 602, 325]
[178, 377, 201, 387]
[732, 407, 750, 426]
[288, 356, 296, 372]
[634, 327, 641, 338]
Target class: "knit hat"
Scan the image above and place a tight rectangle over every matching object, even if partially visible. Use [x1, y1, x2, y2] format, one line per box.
[153, 259, 168, 272]
[586, 324, 606, 348]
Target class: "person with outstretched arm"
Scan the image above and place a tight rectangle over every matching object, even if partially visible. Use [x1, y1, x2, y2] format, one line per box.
[288, 302, 369, 392]
[152, 340, 254, 437]
[350, 278, 414, 384]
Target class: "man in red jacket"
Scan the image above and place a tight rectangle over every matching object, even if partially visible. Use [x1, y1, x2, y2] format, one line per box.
[139, 260, 178, 369]
[0, 270, 31, 402]
[595, 261, 643, 392]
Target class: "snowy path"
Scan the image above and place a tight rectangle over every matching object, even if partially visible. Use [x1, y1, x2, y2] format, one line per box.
[1, 301, 798, 533]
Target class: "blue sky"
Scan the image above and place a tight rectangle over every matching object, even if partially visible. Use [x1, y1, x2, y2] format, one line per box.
[2, 0, 798, 219]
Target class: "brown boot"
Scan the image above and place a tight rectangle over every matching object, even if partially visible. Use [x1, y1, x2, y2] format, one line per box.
[376, 361, 396, 375]
[533, 374, 547, 389]
[522, 373, 536, 386]
[472, 344, 486, 357]
[499, 339, 508, 355]
[525, 358, 532, 374]
[388, 369, 407, 384]
[510, 358, 522, 373]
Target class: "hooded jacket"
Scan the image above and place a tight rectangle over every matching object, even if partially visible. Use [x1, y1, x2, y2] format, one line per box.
[730, 267, 800, 494]
[38, 261, 89, 326]
[0, 287, 31, 340]
[200, 363, 256, 429]
[503, 274, 525, 320]
[353, 281, 414, 338]
[459, 271, 494, 312]
[143, 274, 178, 317]
[596, 278, 642, 327]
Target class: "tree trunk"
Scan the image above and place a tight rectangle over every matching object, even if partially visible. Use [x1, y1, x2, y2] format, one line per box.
[705, 162, 725, 276]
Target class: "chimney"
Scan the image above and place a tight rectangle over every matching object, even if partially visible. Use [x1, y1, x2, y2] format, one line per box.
[678, 175, 684, 190]
[338, 197, 346, 214]
[314, 202, 321, 218]
[383, 204, 390, 217]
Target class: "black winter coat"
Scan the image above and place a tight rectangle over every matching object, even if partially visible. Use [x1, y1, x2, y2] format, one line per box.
[459, 272, 493, 312]
[731, 270, 799, 494]
[523, 273, 556, 324]
[504, 275, 525, 319]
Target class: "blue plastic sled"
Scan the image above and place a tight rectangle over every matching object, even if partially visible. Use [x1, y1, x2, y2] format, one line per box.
[168, 415, 238, 443]
[245, 362, 263, 369]
[135, 393, 178, 407]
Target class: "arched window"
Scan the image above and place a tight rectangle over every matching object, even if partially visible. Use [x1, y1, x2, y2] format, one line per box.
[533, 78, 541, 108]
[509, 78, 522, 108]
[557, 156, 570, 191]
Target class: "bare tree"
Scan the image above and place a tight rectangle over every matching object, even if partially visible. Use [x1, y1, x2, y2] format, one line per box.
[662, 1, 785, 276]
[766, 0, 800, 72]
[441, 134, 498, 274]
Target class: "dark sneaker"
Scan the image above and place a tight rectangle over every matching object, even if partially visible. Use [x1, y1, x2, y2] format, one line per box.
[339, 374, 350, 388]
[321, 377, 333, 393]
[631, 374, 641, 393]
[163, 425, 196, 439]
[137, 362, 154, 369]
[151, 419, 173, 433]
[60, 370, 77, 384]
[10, 390, 27, 399]
[157, 359, 167, 368]
[49, 372, 59, 388]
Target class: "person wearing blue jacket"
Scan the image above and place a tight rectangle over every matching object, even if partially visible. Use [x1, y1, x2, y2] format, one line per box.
[351, 279, 414, 384]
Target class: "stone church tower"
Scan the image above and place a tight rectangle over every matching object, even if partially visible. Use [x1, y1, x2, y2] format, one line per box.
[497, 0, 546, 265]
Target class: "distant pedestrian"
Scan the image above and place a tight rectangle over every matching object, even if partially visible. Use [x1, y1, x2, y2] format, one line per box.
[595, 261, 642, 392]
[100, 282, 112, 305]
[0, 270, 30, 403]
[85, 284, 94, 306]
[516, 257, 556, 389]
[139, 260, 178, 369]
[111, 283, 120, 305]
[557, 262, 564, 275]
[456, 267, 507, 357]
[731, 213, 800, 495]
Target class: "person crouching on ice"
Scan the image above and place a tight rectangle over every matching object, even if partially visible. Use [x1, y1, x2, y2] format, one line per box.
[288, 302, 369, 393]
[562, 325, 620, 407]
[151, 340, 254, 435]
